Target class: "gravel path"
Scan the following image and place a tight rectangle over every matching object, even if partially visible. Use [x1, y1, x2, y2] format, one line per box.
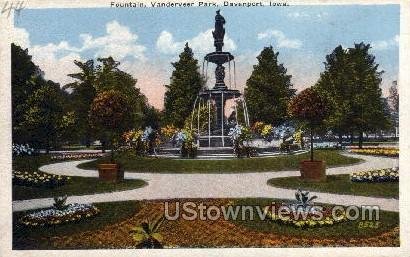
[12, 153, 399, 212]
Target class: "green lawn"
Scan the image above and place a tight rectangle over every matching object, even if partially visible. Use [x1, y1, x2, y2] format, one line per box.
[267, 174, 399, 198]
[78, 150, 361, 173]
[13, 177, 147, 200]
[12, 155, 147, 200]
[232, 198, 399, 238]
[13, 201, 141, 250]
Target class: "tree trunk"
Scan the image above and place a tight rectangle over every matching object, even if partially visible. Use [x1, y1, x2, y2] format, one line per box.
[102, 140, 106, 153]
[85, 138, 91, 148]
[310, 127, 314, 161]
[358, 131, 363, 149]
[350, 132, 354, 144]
[338, 133, 343, 146]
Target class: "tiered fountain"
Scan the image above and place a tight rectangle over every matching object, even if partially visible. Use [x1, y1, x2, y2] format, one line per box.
[191, 10, 250, 149]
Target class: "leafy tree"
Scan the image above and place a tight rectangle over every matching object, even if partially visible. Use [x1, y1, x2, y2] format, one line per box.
[142, 104, 162, 130]
[66, 57, 148, 148]
[314, 45, 353, 145]
[89, 90, 134, 161]
[348, 43, 389, 147]
[22, 81, 67, 152]
[94, 57, 147, 128]
[11, 43, 43, 143]
[64, 60, 97, 146]
[244, 46, 295, 125]
[163, 43, 204, 128]
[315, 43, 389, 147]
[288, 88, 329, 161]
[388, 80, 399, 136]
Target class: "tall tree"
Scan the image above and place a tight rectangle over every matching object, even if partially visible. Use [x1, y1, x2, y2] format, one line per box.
[163, 43, 204, 128]
[11, 43, 43, 143]
[388, 80, 399, 137]
[314, 45, 353, 144]
[315, 43, 389, 147]
[244, 46, 295, 125]
[64, 60, 97, 146]
[348, 43, 389, 147]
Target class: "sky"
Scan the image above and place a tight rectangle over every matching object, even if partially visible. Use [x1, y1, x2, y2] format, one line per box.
[13, 5, 399, 109]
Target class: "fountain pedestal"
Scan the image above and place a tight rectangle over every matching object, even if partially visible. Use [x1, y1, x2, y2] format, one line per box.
[191, 10, 249, 148]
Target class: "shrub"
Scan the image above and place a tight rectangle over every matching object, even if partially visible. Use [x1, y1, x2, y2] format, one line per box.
[175, 129, 198, 158]
[130, 216, 165, 249]
[228, 125, 256, 158]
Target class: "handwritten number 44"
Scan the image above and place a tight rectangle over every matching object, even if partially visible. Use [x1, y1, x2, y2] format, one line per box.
[2, 1, 25, 18]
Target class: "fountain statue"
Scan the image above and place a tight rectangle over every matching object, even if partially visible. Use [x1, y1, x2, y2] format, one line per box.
[191, 10, 250, 148]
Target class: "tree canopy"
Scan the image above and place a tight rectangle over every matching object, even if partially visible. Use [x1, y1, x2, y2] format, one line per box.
[244, 46, 295, 126]
[163, 43, 204, 128]
[314, 43, 389, 147]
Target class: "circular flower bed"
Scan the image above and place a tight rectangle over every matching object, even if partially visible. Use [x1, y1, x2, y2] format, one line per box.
[349, 147, 398, 157]
[265, 202, 348, 228]
[20, 203, 100, 226]
[350, 168, 399, 183]
[13, 170, 70, 187]
[51, 152, 106, 160]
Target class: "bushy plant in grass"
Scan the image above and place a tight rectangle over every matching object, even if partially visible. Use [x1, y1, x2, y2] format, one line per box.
[228, 125, 256, 158]
[53, 195, 68, 210]
[130, 215, 165, 249]
[175, 129, 198, 158]
[265, 189, 348, 228]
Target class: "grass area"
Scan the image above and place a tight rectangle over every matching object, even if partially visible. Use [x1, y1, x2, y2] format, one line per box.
[13, 201, 141, 250]
[13, 177, 147, 200]
[12, 155, 147, 200]
[267, 175, 399, 198]
[78, 150, 361, 173]
[232, 198, 399, 239]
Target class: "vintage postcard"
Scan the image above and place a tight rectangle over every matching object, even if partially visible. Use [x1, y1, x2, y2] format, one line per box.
[0, 0, 409, 256]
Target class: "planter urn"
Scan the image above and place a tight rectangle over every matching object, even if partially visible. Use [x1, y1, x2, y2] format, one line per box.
[98, 163, 124, 183]
[299, 160, 326, 182]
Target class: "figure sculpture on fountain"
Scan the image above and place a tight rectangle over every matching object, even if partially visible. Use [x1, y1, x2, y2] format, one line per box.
[213, 10, 225, 52]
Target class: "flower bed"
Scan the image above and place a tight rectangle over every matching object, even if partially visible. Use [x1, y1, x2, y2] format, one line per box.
[20, 203, 100, 226]
[265, 202, 348, 228]
[349, 147, 398, 157]
[13, 170, 70, 188]
[350, 168, 399, 183]
[12, 144, 34, 156]
[51, 152, 107, 160]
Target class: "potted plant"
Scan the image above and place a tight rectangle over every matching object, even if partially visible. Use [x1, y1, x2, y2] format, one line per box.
[288, 87, 329, 182]
[89, 90, 133, 182]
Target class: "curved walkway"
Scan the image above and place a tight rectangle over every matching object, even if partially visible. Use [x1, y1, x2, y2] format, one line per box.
[12, 153, 399, 212]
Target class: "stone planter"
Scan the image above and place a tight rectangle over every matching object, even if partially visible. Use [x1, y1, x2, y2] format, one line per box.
[98, 163, 124, 183]
[299, 160, 326, 182]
